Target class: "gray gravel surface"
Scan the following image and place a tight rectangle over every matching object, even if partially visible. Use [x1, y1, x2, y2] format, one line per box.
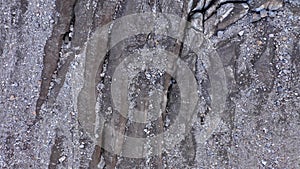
[0, 0, 299, 168]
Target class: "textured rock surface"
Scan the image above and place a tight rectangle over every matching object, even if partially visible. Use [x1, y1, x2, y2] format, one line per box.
[0, 0, 299, 168]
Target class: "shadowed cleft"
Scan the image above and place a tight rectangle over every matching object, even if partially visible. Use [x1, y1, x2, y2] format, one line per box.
[89, 145, 104, 169]
[48, 131, 65, 169]
[35, 0, 77, 119]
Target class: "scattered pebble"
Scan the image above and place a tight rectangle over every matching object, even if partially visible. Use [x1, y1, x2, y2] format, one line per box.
[261, 160, 267, 166]
[79, 144, 85, 149]
[268, 0, 283, 11]
[260, 10, 268, 18]
[97, 156, 106, 169]
[9, 95, 16, 101]
[217, 31, 224, 37]
[255, 0, 284, 11]
[238, 30, 244, 36]
[257, 40, 263, 46]
[59, 156, 66, 163]
[252, 13, 261, 22]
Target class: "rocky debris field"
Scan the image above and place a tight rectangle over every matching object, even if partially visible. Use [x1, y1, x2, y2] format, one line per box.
[0, 0, 300, 168]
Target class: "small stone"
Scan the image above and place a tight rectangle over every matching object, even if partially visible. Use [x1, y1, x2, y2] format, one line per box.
[144, 128, 150, 134]
[59, 156, 66, 163]
[238, 30, 244, 36]
[217, 3, 235, 22]
[257, 40, 263, 46]
[204, 0, 214, 8]
[269, 34, 274, 38]
[192, 0, 205, 12]
[269, 11, 276, 18]
[191, 14, 203, 32]
[252, 13, 261, 22]
[79, 144, 85, 149]
[11, 82, 18, 87]
[260, 10, 268, 18]
[261, 160, 267, 166]
[190, 12, 203, 19]
[217, 31, 224, 37]
[255, 0, 283, 11]
[216, 3, 249, 31]
[97, 156, 106, 169]
[268, 0, 283, 11]
[9, 95, 16, 101]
